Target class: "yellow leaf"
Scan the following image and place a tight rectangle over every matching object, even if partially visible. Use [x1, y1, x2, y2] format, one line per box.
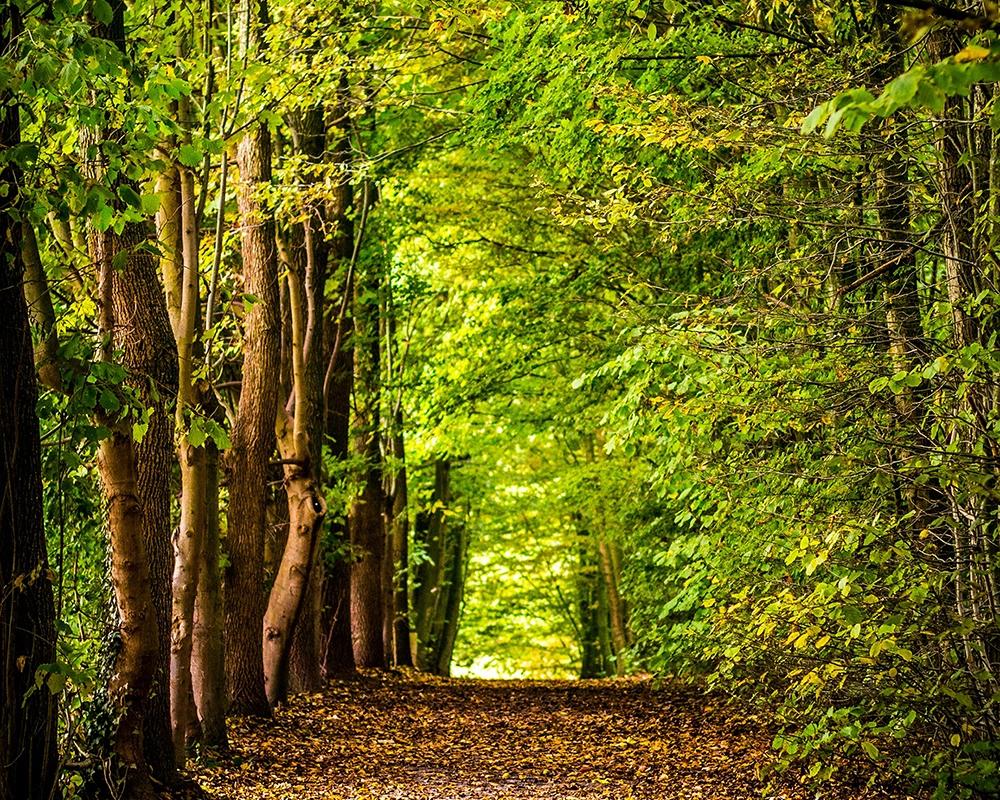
[956, 45, 990, 63]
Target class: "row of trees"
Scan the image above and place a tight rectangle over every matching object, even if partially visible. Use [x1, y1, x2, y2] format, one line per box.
[1, 0, 477, 797]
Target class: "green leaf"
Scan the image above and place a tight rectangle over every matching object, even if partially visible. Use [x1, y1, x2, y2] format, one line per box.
[93, 203, 114, 232]
[140, 193, 160, 215]
[93, 0, 113, 24]
[117, 184, 142, 210]
[801, 103, 828, 135]
[188, 417, 207, 448]
[178, 144, 203, 168]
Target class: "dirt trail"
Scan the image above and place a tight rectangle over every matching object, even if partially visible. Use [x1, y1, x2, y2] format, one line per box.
[193, 672, 914, 799]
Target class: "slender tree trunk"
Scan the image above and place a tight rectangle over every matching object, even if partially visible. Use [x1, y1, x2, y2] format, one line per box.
[319, 116, 357, 678]
[349, 242, 386, 668]
[387, 424, 413, 668]
[320, 278, 355, 677]
[156, 162, 183, 341]
[168, 154, 207, 762]
[598, 539, 627, 675]
[576, 529, 601, 679]
[20, 223, 62, 393]
[224, 0, 281, 717]
[192, 442, 228, 747]
[0, 26, 58, 792]
[435, 516, 467, 677]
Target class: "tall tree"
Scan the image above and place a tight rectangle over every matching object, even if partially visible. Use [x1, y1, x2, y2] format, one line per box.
[349, 225, 386, 668]
[0, 6, 58, 794]
[223, 0, 282, 717]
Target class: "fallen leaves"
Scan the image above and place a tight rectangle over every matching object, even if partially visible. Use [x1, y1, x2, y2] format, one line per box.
[190, 671, 920, 799]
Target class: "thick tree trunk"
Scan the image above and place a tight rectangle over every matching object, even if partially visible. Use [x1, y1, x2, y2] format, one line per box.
[224, 0, 281, 717]
[86, 2, 180, 785]
[0, 33, 58, 794]
[349, 477, 386, 668]
[225, 117, 281, 717]
[105, 221, 178, 786]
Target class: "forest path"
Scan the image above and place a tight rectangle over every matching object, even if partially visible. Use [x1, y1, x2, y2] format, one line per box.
[193, 672, 902, 800]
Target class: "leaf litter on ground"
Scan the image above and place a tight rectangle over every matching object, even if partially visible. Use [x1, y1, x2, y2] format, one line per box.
[190, 670, 925, 800]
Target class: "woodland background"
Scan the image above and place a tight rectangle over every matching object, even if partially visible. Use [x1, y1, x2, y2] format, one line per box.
[3, 0, 1000, 798]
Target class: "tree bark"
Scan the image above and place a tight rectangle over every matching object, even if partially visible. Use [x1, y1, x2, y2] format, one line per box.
[598, 539, 627, 675]
[264, 215, 327, 706]
[319, 106, 357, 678]
[0, 26, 58, 792]
[192, 442, 228, 747]
[386, 423, 414, 668]
[91, 222, 165, 798]
[349, 245, 386, 668]
[224, 0, 281, 717]
[576, 529, 602, 679]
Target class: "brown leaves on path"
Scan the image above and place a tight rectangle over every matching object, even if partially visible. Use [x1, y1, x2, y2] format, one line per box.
[192, 671, 918, 800]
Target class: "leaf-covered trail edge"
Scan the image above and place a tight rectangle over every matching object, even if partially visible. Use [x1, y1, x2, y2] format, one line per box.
[192, 672, 923, 800]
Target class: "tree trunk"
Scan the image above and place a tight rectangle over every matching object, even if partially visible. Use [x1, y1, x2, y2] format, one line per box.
[320, 289, 355, 677]
[435, 515, 467, 677]
[86, 1, 180, 785]
[272, 106, 330, 697]
[192, 442, 228, 747]
[92, 221, 166, 797]
[598, 539, 627, 675]
[387, 424, 413, 668]
[415, 459, 467, 675]
[263, 220, 327, 706]
[20, 222, 62, 393]
[349, 246, 386, 668]
[0, 27, 58, 793]
[169, 157, 206, 762]
[224, 0, 281, 717]
[576, 529, 601, 679]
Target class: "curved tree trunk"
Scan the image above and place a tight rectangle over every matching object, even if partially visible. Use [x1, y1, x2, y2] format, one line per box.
[264, 215, 327, 706]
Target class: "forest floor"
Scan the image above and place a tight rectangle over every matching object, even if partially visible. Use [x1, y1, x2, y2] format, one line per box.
[192, 671, 921, 800]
